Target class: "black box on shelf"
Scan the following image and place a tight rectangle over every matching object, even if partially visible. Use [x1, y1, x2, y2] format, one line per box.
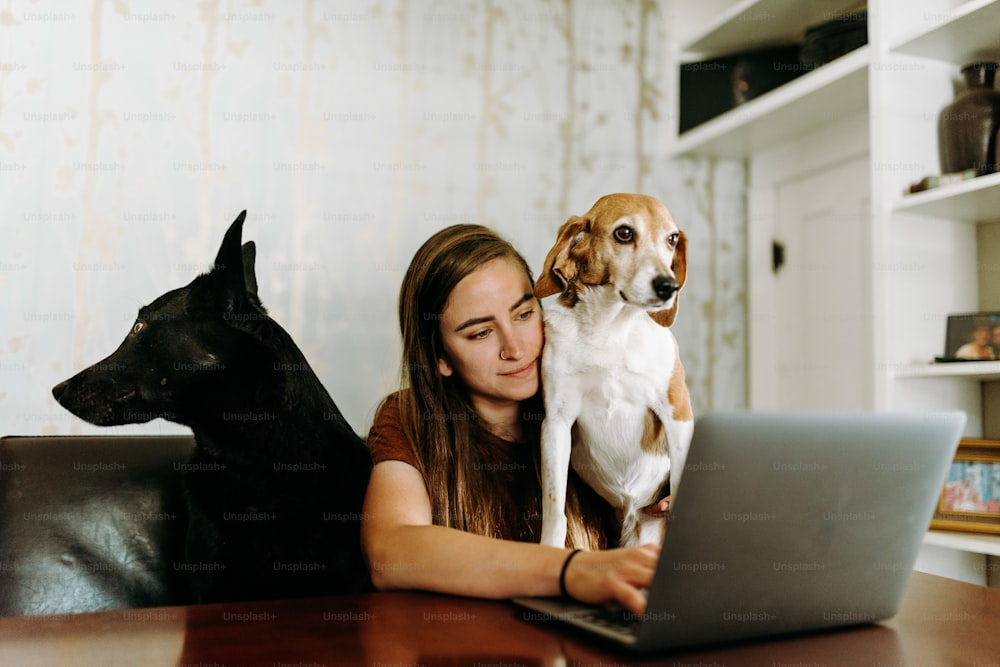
[679, 55, 738, 134]
[679, 45, 806, 134]
[801, 10, 868, 66]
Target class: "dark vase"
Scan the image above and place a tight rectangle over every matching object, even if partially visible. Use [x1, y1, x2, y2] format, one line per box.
[938, 62, 1000, 176]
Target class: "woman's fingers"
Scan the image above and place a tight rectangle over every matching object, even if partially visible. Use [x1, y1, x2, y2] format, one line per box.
[564, 544, 661, 614]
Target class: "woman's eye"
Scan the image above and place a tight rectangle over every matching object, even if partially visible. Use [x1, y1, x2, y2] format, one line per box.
[516, 309, 534, 321]
[614, 226, 634, 243]
[469, 329, 490, 340]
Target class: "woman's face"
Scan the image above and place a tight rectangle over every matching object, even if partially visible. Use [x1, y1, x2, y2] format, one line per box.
[436, 258, 543, 414]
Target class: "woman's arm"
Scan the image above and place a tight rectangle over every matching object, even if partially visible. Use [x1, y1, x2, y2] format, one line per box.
[361, 459, 659, 614]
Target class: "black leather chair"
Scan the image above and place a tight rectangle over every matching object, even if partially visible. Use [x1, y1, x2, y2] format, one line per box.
[0, 435, 196, 616]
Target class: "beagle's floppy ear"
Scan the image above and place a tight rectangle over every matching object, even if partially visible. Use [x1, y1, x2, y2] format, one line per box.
[649, 230, 688, 328]
[534, 215, 589, 299]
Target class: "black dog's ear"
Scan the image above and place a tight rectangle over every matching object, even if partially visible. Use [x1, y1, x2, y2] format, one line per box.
[211, 210, 249, 313]
[241, 241, 260, 302]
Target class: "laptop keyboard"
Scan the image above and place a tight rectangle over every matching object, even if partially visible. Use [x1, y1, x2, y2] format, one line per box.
[576, 606, 640, 637]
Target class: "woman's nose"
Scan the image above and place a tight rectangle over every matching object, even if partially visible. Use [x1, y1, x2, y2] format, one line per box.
[499, 330, 524, 360]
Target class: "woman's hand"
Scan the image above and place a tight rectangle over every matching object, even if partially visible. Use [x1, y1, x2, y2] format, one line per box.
[560, 544, 661, 616]
[560, 498, 671, 615]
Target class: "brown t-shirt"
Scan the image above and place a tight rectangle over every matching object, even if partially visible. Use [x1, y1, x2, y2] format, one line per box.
[367, 393, 421, 468]
[367, 392, 619, 545]
[367, 392, 541, 541]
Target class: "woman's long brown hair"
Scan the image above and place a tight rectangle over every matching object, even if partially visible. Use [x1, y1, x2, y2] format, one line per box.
[393, 224, 614, 548]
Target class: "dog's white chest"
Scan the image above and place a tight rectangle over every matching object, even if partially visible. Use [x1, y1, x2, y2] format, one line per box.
[537, 293, 693, 547]
[543, 303, 678, 492]
[543, 302, 676, 410]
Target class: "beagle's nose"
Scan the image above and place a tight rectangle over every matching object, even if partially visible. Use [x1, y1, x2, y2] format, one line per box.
[652, 275, 678, 301]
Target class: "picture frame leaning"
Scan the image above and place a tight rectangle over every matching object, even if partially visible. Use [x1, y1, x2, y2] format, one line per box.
[940, 312, 1000, 362]
[931, 439, 1000, 534]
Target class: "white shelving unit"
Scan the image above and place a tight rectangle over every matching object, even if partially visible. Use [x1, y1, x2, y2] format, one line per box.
[891, 0, 1000, 62]
[893, 171, 1000, 221]
[894, 361, 1000, 380]
[925, 530, 1000, 557]
[668, 0, 1000, 586]
[672, 47, 870, 158]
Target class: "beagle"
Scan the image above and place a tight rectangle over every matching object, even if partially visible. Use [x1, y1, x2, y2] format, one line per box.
[533, 193, 693, 548]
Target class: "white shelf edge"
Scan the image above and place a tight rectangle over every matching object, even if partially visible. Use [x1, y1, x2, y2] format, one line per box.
[925, 529, 1000, 557]
[681, 0, 866, 57]
[892, 171, 1000, 220]
[670, 46, 869, 159]
[893, 361, 1000, 379]
[680, 0, 762, 55]
[890, 0, 996, 57]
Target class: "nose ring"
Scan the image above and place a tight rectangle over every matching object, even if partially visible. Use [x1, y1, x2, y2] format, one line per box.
[500, 349, 509, 360]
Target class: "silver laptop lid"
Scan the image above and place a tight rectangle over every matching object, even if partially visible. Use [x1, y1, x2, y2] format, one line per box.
[634, 410, 965, 651]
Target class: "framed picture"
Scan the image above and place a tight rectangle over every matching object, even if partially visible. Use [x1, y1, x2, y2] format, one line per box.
[931, 439, 1000, 534]
[941, 312, 1000, 361]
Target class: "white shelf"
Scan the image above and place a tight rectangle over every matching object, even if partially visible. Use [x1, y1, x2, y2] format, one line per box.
[893, 361, 1000, 380]
[672, 0, 1000, 572]
[672, 47, 869, 159]
[925, 529, 1000, 557]
[892, 0, 1000, 65]
[894, 171, 1000, 222]
[682, 0, 863, 57]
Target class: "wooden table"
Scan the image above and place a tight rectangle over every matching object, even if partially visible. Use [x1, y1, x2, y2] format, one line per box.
[0, 572, 995, 666]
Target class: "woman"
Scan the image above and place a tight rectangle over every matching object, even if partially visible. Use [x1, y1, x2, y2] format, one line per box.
[362, 224, 661, 615]
[954, 319, 995, 360]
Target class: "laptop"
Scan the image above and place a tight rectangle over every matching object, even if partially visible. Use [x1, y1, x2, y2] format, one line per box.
[514, 410, 966, 652]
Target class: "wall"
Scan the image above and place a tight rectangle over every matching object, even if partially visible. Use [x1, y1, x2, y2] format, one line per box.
[0, 0, 746, 437]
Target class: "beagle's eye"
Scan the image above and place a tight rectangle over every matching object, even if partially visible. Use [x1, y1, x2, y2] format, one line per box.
[613, 226, 634, 243]
[668, 232, 679, 247]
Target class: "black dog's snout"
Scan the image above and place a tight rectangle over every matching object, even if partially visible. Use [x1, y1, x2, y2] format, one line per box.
[652, 275, 678, 301]
[52, 380, 69, 402]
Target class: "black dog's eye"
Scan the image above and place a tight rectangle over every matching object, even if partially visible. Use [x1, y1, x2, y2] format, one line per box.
[614, 226, 634, 243]
[668, 232, 680, 247]
[132, 321, 145, 335]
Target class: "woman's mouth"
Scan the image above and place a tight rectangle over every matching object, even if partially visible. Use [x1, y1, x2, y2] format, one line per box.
[501, 360, 537, 378]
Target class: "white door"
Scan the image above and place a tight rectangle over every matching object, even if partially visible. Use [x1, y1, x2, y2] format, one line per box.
[772, 157, 871, 410]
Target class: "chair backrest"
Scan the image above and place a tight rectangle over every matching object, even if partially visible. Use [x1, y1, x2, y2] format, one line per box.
[0, 435, 196, 616]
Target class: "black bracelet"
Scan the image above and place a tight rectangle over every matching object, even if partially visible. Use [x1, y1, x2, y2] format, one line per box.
[559, 549, 582, 598]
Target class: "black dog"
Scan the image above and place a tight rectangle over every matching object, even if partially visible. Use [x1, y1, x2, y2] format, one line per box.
[52, 211, 372, 603]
